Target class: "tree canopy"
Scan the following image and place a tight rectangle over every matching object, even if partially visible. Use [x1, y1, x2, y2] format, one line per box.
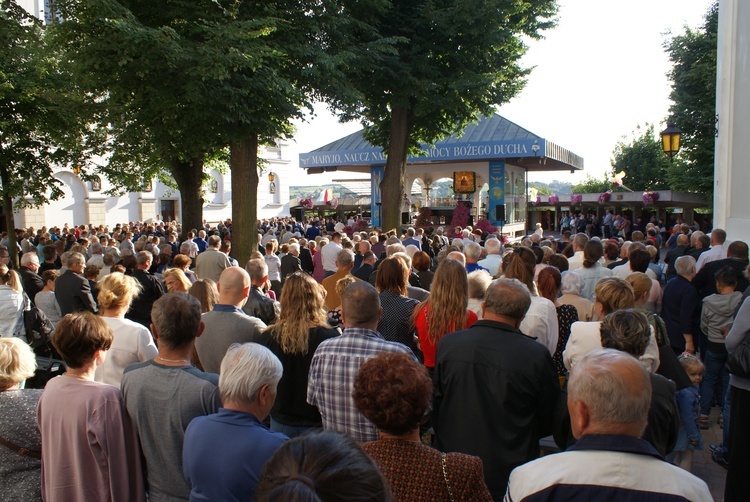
[0, 0, 89, 264]
[327, 0, 558, 230]
[663, 1, 717, 202]
[610, 124, 671, 191]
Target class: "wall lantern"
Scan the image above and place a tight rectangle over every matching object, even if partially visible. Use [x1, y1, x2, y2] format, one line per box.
[660, 123, 682, 162]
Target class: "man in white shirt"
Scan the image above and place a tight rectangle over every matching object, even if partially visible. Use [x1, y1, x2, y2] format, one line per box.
[567, 233, 589, 271]
[478, 238, 503, 276]
[695, 228, 728, 272]
[320, 232, 343, 277]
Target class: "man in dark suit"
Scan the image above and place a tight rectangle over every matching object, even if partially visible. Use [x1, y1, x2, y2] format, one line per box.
[127, 250, 165, 327]
[19, 252, 44, 303]
[353, 251, 376, 282]
[55, 252, 97, 315]
[693, 240, 749, 298]
[299, 240, 314, 275]
[432, 278, 561, 499]
[664, 234, 689, 281]
[280, 243, 302, 283]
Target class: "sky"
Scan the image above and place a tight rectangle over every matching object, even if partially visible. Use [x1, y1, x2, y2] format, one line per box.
[290, 0, 713, 186]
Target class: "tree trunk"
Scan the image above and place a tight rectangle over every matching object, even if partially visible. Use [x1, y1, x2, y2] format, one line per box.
[0, 165, 18, 268]
[382, 104, 412, 232]
[169, 157, 204, 237]
[230, 134, 259, 268]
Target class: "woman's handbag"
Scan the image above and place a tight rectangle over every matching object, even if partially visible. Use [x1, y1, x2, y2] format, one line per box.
[727, 333, 750, 378]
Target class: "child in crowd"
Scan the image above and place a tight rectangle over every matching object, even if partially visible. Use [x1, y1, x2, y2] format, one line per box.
[699, 267, 742, 429]
[673, 355, 705, 471]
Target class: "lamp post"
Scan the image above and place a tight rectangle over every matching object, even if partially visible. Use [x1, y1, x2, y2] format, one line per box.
[660, 123, 682, 162]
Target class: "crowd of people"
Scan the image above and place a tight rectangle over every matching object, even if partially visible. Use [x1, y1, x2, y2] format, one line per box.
[1, 213, 747, 501]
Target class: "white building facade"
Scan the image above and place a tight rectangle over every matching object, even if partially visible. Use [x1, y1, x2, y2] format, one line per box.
[13, 143, 298, 229]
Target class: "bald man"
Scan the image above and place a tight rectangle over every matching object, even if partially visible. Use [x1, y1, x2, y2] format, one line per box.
[195, 267, 267, 373]
[505, 350, 711, 501]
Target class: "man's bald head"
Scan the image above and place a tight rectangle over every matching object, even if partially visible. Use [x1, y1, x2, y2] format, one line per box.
[218, 267, 251, 307]
[446, 251, 466, 267]
[676, 234, 689, 246]
[567, 349, 651, 440]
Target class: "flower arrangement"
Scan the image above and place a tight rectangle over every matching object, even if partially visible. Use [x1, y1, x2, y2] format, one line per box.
[449, 202, 471, 233]
[642, 191, 660, 206]
[598, 190, 612, 204]
[415, 207, 433, 228]
[299, 197, 314, 209]
[326, 198, 339, 209]
[548, 194, 559, 205]
[353, 218, 370, 233]
[570, 194, 583, 205]
[474, 218, 497, 235]
[497, 233, 510, 244]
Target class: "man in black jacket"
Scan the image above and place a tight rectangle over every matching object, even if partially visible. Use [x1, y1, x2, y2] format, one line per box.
[432, 278, 561, 500]
[664, 234, 689, 281]
[242, 258, 279, 325]
[55, 252, 97, 315]
[280, 243, 302, 283]
[19, 252, 44, 303]
[692, 240, 749, 298]
[126, 250, 165, 327]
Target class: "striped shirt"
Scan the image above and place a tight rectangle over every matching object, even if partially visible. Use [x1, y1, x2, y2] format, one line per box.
[307, 327, 416, 443]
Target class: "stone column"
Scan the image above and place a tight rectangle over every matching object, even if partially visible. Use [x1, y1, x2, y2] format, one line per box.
[714, 0, 750, 236]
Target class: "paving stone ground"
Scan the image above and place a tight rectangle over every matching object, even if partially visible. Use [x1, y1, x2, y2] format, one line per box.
[690, 408, 727, 501]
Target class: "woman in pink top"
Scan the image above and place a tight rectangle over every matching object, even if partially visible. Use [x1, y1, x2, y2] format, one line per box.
[413, 259, 477, 373]
[38, 312, 145, 502]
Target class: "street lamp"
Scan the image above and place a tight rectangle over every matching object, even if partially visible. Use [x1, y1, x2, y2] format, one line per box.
[268, 172, 275, 182]
[660, 123, 682, 162]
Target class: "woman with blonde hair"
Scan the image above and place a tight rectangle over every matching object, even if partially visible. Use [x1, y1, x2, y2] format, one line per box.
[258, 272, 339, 437]
[94, 273, 158, 386]
[0, 338, 42, 501]
[163, 268, 192, 293]
[563, 276, 660, 373]
[414, 259, 477, 373]
[501, 247, 559, 355]
[0, 264, 25, 337]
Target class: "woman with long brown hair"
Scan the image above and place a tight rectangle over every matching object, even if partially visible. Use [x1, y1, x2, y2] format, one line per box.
[413, 259, 477, 373]
[258, 272, 339, 438]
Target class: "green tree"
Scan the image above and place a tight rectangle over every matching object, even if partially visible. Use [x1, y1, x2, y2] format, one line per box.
[664, 1, 717, 202]
[610, 124, 670, 191]
[0, 1, 88, 266]
[328, 0, 557, 230]
[571, 175, 611, 194]
[53, 1, 331, 263]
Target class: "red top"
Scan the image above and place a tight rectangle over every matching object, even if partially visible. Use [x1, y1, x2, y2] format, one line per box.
[416, 306, 478, 368]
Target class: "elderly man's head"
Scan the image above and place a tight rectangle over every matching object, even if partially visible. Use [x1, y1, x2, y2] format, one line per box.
[218, 343, 282, 421]
[336, 249, 355, 271]
[463, 242, 482, 264]
[675, 255, 696, 280]
[484, 238, 503, 256]
[482, 278, 531, 326]
[573, 233, 589, 252]
[567, 349, 651, 439]
[245, 258, 269, 287]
